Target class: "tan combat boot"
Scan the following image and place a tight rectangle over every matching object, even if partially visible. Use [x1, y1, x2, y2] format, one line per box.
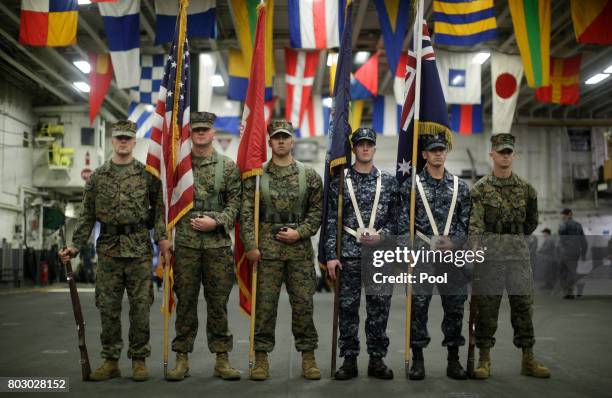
[132, 359, 149, 382]
[301, 351, 321, 380]
[214, 352, 241, 380]
[473, 349, 491, 379]
[89, 359, 121, 381]
[166, 352, 190, 381]
[521, 348, 551, 378]
[250, 351, 269, 381]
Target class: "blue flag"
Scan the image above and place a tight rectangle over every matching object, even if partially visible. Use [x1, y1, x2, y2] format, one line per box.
[374, 0, 410, 76]
[396, 20, 450, 184]
[317, 0, 353, 265]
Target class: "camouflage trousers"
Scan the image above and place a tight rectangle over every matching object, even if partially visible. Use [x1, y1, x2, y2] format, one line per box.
[172, 245, 235, 354]
[473, 262, 535, 349]
[339, 258, 391, 358]
[254, 259, 318, 352]
[95, 254, 153, 360]
[411, 265, 467, 349]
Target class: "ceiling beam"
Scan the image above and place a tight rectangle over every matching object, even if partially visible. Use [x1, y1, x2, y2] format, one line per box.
[0, 26, 82, 102]
[352, 0, 370, 48]
[519, 117, 612, 127]
[0, 1, 128, 117]
[0, 47, 73, 104]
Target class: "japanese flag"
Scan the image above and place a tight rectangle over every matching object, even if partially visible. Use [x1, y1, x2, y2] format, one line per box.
[491, 52, 523, 134]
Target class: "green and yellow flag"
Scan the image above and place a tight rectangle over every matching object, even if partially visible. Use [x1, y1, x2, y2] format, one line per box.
[508, 0, 550, 88]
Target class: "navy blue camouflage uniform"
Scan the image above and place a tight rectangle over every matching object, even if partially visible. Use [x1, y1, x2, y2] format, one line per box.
[400, 167, 471, 349]
[325, 166, 400, 358]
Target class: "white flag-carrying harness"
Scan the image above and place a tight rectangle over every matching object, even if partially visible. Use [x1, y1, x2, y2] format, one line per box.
[343, 168, 383, 238]
[415, 174, 459, 245]
[491, 52, 524, 134]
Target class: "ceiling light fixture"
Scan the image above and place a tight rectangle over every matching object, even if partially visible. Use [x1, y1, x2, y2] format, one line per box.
[585, 73, 610, 85]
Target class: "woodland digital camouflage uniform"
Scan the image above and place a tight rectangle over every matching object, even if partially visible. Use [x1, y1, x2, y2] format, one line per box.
[469, 133, 539, 350]
[240, 136, 323, 353]
[73, 121, 160, 360]
[156, 147, 242, 354]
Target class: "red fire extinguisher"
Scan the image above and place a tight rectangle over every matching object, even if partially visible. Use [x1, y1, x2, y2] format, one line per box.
[40, 261, 49, 286]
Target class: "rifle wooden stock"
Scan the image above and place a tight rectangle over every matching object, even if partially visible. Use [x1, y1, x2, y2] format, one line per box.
[466, 294, 477, 378]
[63, 257, 91, 381]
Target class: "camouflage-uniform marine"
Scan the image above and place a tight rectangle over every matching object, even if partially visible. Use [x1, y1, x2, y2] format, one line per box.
[161, 112, 242, 381]
[399, 131, 471, 380]
[240, 120, 323, 380]
[469, 133, 550, 379]
[72, 120, 160, 381]
[324, 128, 400, 379]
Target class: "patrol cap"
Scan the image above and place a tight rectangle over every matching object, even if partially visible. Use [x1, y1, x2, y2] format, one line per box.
[267, 119, 294, 138]
[351, 127, 377, 146]
[420, 131, 451, 151]
[191, 111, 216, 130]
[491, 133, 515, 152]
[112, 120, 137, 138]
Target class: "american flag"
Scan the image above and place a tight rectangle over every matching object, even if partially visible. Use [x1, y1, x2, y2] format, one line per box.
[145, 34, 194, 231]
[396, 20, 449, 184]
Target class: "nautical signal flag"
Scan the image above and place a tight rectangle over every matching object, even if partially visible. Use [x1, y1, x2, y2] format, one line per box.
[394, 52, 408, 105]
[19, 0, 78, 47]
[98, 0, 141, 89]
[491, 52, 523, 135]
[288, 0, 346, 49]
[298, 95, 329, 137]
[350, 52, 379, 100]
[88, 53, 113, 125]
[535, 55, 582, 105]
[373, 95, 401, 136]
[154, 0, 216, 45]
[374, 0, 410, 76]
[570, 0, 612, 45]
[450, 103, 483, 135]
[433, 0, 497, 46]
[227, 0, 275, 101]
[128, 54, 167, 139]
[285, 49, 319, 134]
[435, 50, 481, 104]
[508, 0, 551, 88]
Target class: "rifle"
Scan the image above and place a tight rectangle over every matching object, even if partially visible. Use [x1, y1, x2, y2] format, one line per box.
[59, 227, 91, 381]
[330, 164, 345, 377]
[466, 292, 477, 378]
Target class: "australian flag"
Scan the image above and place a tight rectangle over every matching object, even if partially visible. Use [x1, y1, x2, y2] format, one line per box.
[396, 20, 450, 184]
[317, 0, 353, 266]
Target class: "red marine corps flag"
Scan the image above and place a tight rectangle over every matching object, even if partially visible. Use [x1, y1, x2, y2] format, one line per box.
[234, 1, 268, 374]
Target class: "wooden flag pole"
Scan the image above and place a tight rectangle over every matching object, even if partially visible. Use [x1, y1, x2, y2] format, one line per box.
[405, 0, 424, 378]
[248, 174, 261, 374]
[330, 164, 345, 377]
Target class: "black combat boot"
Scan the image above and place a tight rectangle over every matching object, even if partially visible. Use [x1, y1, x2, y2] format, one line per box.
[446, 346, 467, 380]
[334, 356, 358, 380]
[409, 348, 425, 380]
[368, 357, 394, 380]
